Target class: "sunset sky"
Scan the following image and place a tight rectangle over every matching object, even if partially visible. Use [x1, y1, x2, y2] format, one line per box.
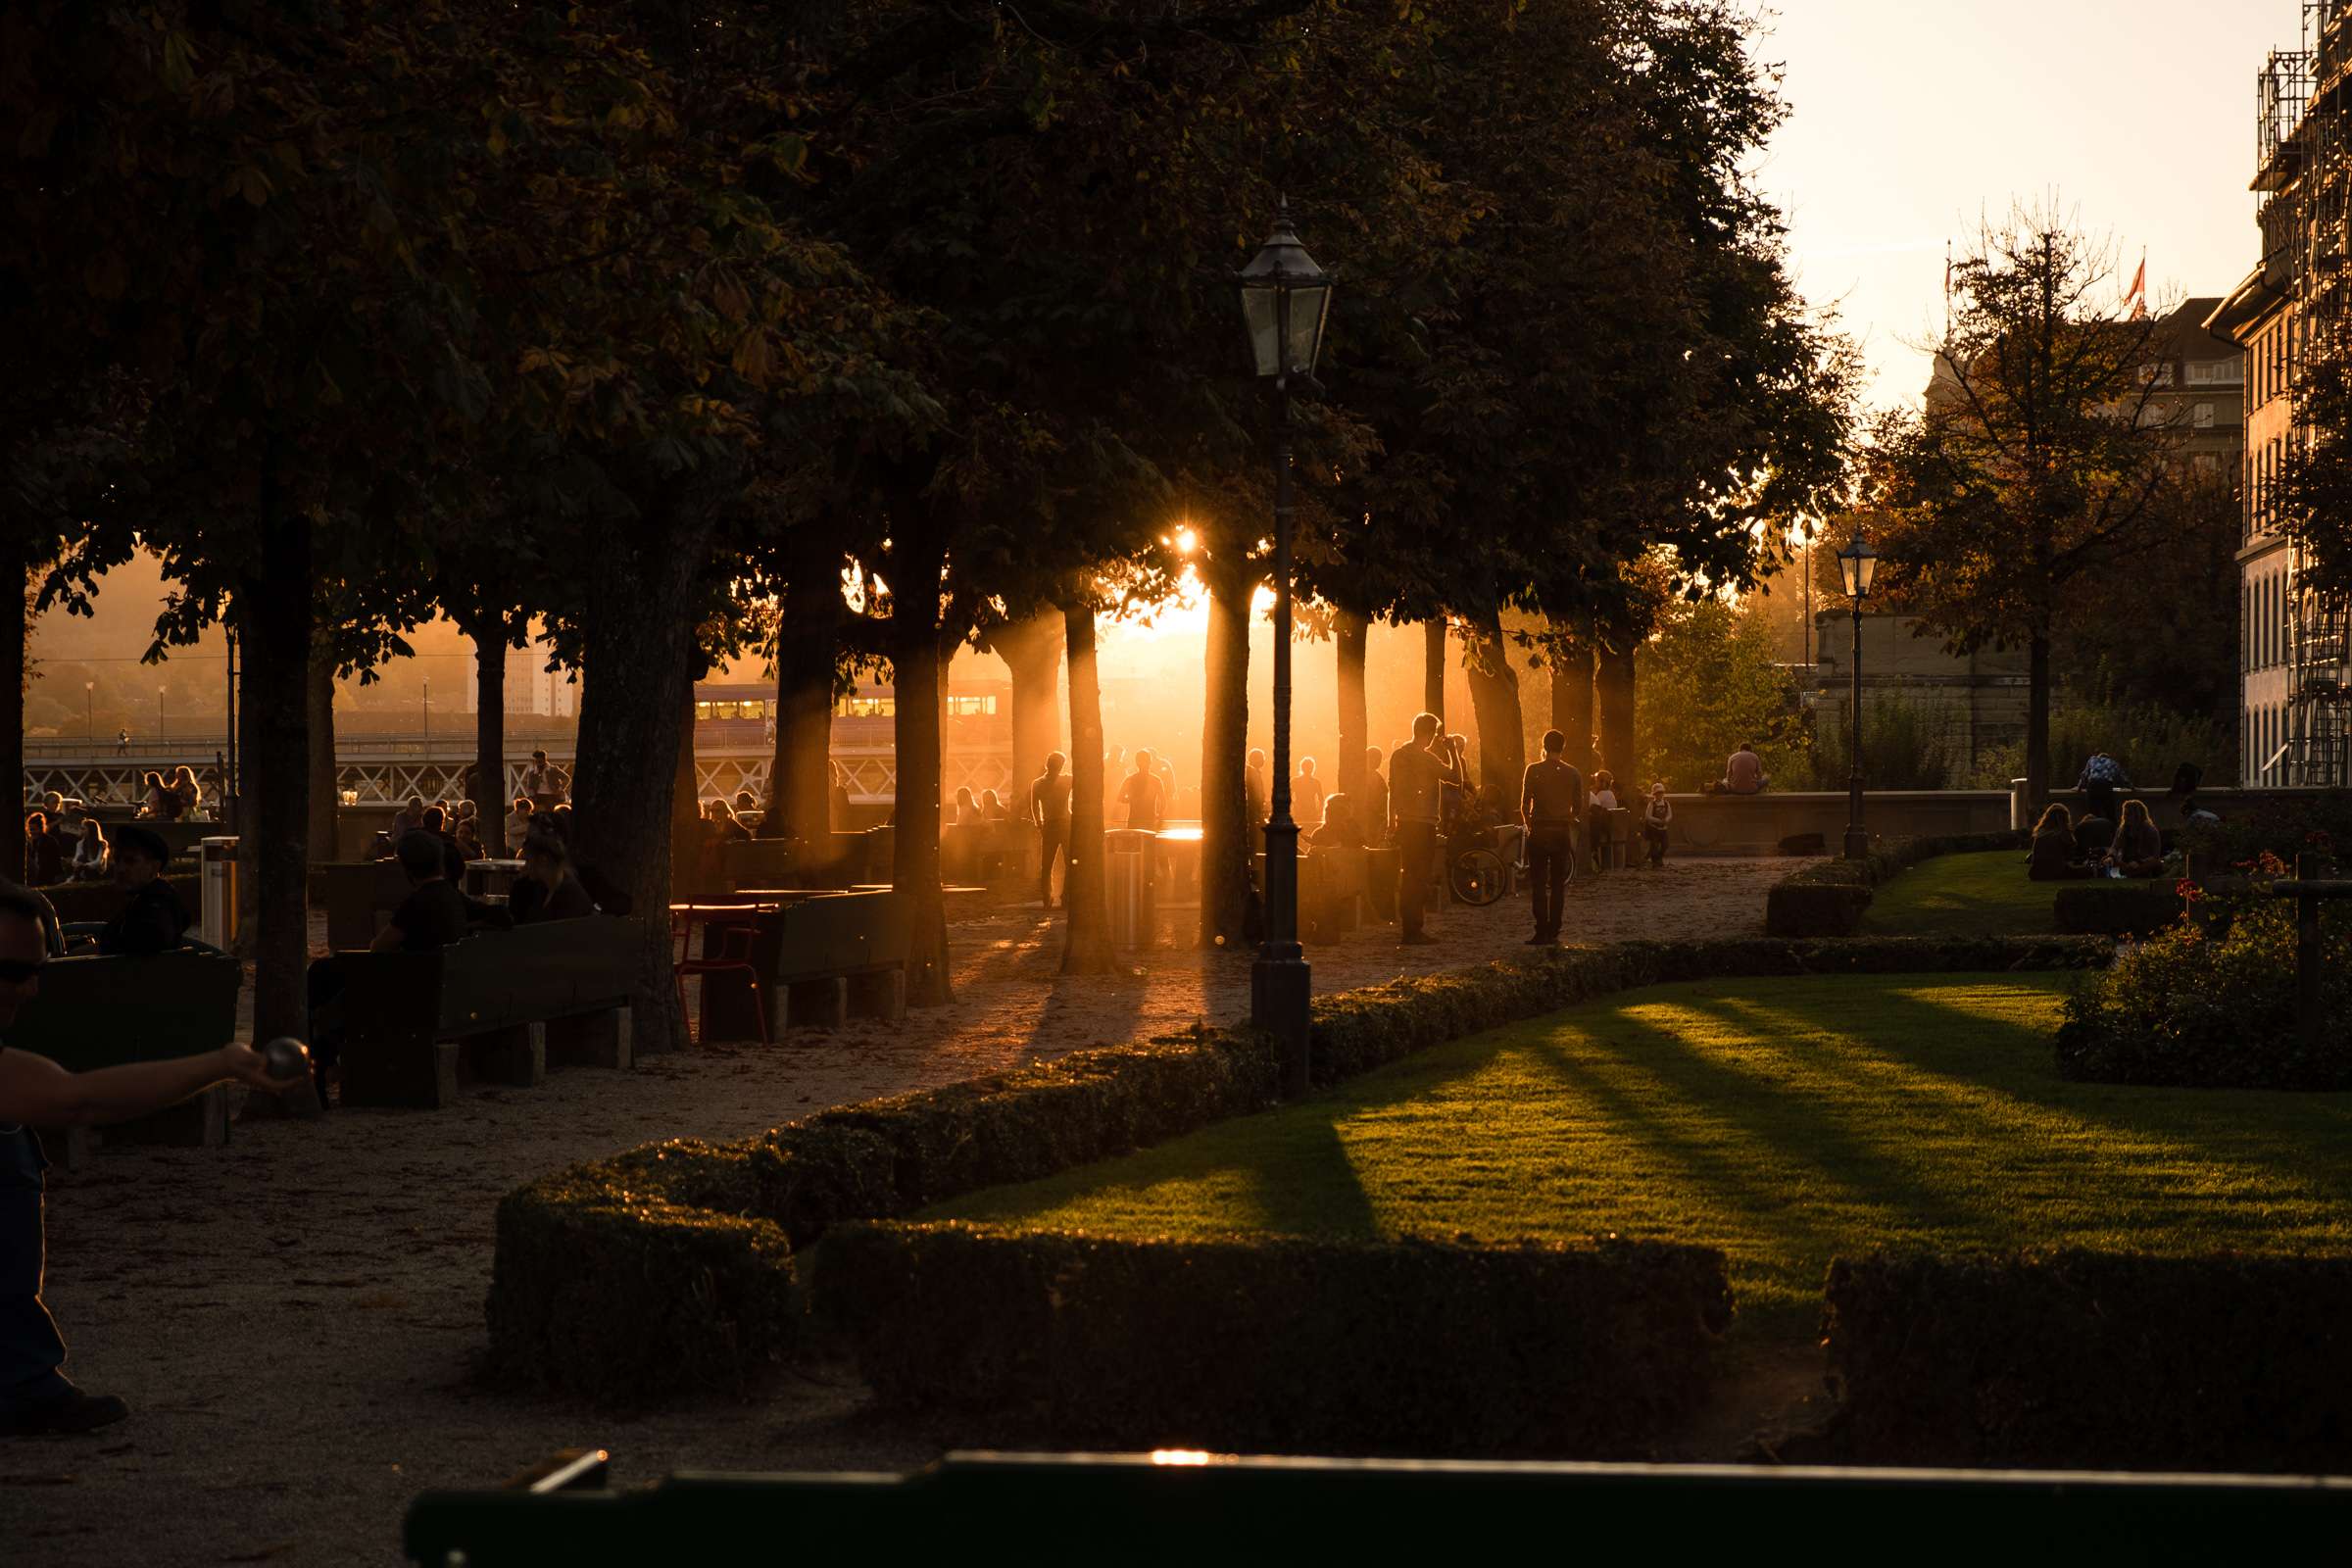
[1760, 0, 2308, 406]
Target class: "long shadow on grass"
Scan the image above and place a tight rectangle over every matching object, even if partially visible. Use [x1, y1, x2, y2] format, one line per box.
[1828, 980, 2352, 1204]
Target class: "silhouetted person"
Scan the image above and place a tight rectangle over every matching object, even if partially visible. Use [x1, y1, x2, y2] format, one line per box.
[1295, 757, 1325, 824]
[1360, 748, 1389, 845]
[1121, 749, 1166, 832]
[1520, 729, 1585, 945]
[1031, 752, 1072, 906]
[511, 832, 597, 923]
[1245, 748, 1271, 831]
[94, 828, 188, 957]
[1388, 714, 1460, 946]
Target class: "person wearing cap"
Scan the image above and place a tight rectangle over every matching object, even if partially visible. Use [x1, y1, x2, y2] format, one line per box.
[0, 880, 306, 1435]
[95, 827, 188, 957]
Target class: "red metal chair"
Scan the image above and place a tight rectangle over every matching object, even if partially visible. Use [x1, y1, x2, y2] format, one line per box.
[671, 907, 771, 1046]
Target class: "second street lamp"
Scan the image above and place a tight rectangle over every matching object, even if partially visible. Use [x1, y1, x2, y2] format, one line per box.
[1839, 526, 1879, 860]
[1237, 198, 1334, 1098]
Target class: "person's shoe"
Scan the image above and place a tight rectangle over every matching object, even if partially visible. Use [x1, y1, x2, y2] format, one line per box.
[1523, 933, 1549, 946]
[0, 1390, 130, 1438]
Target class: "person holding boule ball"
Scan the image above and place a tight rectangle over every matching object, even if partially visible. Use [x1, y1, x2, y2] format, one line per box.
[0, 881, 309, 1437]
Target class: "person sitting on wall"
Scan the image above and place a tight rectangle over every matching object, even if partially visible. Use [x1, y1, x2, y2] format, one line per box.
[2028, 805, 2093, 881]
[1306, 793, 1366, 852]
[2180, 796, 2223, 828]
[1713, 741, 1768, 796]
[1642, 781, 1673, 868]
[2103, 798, 2167, 879]
[21, 815, 63, 890]
[505, 796, 535, 847]
[68, 820, 108, 884]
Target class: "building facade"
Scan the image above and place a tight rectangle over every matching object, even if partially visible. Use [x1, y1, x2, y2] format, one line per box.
[2213, 4, 2352, 786]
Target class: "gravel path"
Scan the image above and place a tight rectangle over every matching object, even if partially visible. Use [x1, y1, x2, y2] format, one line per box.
[6, 858, 1794, 1567]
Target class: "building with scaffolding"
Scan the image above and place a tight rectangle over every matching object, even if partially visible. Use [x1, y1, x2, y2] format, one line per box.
[2211, 2, 2352, 786]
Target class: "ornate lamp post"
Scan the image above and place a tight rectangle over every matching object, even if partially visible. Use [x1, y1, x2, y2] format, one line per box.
[1839, 527, 1879, 860]
[1237, 199, 1334, 1097]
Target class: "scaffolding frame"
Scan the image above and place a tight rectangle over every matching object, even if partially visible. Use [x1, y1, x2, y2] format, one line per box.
[2263, 3, 2352, 784]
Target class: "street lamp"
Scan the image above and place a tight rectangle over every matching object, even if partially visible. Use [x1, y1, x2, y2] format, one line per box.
[1237, 197, 1335, 1097]
[1838, 527, 1879, 860]
[157, 686, 167, 742]
[84, 681, 93, 741]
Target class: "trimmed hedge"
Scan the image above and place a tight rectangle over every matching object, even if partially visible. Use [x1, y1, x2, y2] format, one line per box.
[487, 933, 2110, 1403]
[2051, 881, 2183, 937]
[1826, 1251, 2352, 1470]
[1764, 832, 2028, 938]
[815, 1223, 1731, 1456]
[485, 1140, 799, 1405]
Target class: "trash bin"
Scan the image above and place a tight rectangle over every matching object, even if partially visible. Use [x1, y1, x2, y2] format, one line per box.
[1104, 828, 1157, 947]
[200, 836, 241, 949]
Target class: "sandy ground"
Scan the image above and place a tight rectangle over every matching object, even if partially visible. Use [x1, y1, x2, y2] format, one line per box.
[6, 858, 1794, 1567]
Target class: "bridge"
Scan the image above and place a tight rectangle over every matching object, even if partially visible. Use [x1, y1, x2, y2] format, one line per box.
[20, 735, 1014, 809]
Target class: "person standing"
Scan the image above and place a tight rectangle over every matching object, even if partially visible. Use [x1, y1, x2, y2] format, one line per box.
[1120, 750, 1166, 832]
[1, 882, 306, 1435]
[1360, 748, 1389, 845]
[113, 728, 129, 758]
[1294, 758, 1325, 824]
[1642, 782, 1673, 868]
[520, 750, 568, 814]
[1387, 714, 1459, 947]
[21, 816, 62, 890]
[1519, 730, 1585, 946]
[1244, 748, 1271, 849]
[1030, 752, 1072, 907]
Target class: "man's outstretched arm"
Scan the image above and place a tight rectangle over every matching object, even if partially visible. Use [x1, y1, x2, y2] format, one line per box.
[0, 1045, 300, 1129]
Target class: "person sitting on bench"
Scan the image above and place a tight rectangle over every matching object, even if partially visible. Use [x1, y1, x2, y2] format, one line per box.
[95, 827, 189, 957]
[511, 832, 596, 924]
[305, 831, 475, 1107]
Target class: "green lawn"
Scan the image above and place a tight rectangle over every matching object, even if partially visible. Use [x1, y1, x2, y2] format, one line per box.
[932, 973, 2352, 1342]
[1859, 849, 2054, 936]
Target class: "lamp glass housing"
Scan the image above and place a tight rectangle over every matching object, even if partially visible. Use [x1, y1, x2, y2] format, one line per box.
[1238, 205, 1333, 380]
[1838, 534, 1878, 600]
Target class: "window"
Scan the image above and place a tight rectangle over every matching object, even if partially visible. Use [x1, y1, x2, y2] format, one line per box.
[695, 701, 711, 722]
[2193, 402, 2215, 429]
[945, 695, 1000, 717]
[2187, 359, 2243, 386]
[836, 695, 897, 718]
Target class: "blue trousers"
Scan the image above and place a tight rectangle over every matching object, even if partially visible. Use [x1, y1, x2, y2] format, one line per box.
[0, 1125, 70, 1410]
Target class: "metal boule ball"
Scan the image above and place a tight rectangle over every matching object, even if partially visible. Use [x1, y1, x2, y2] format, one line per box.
[261, 1037, 312, 1079]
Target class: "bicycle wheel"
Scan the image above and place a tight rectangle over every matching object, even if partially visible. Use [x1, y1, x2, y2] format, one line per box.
[1449, 848, 1505, 906]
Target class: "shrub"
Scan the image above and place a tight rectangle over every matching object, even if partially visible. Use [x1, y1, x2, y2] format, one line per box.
[486, 932, 2110, 1401]
[2050, 881, 2182, 937]
[1763, 832, 2029, 937]
[2056, 877, 2352, 1089]
[484, 1140, 801, 1405]
[1825, 1250, 2352, 1470]
[814, 1223, 1732, 1457]
[1806, 693, 1956, 791]
[1960, 696, 2234, 793]
[2179, 792, 2352, 869]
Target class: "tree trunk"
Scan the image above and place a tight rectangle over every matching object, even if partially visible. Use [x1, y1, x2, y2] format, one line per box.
[670, 688, 707, 897]
[571, 490, 726, 1056]
[769, 563, 838, 844]
[1000, 610, 1063, 817]
[1550, 627, 1595, 773]
[1335, 609, 1368, 803]
[1597, 642, 1637, 786]
[1422, 617, 1446, 722]
[889, 526, 952, 1005]
[472, 608, 510, 856]
[3, 523, 27, 887]
[1462, 601, 1525, 800]
[244, 503, 314, 1049]
[1199, 559, 1251, 949]
[1060, 600, 1114, 974]
[2027, 628, 2052, 805]
[304, 639, 337, 862]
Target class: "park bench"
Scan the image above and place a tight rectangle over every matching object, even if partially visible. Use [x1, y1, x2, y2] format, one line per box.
[405, 1449, 2352, 1566]
[13, 948, 242, 1157]
[696, 889, 910, 1038]
[334, 916, 643, 1109]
